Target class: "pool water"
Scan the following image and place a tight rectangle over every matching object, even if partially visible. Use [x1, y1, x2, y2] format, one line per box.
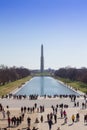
[16, 76, 79, 96]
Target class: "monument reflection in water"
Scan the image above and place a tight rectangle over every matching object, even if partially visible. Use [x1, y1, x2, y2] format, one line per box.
[40, 76, 44, 95]
[16, 76, 79, 96]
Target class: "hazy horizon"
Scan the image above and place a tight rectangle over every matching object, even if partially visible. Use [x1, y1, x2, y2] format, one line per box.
[0, 0, 87, 69]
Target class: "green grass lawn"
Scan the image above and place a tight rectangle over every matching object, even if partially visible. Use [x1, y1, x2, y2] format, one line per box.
[0, 76, 32, 97]
[55, 77, 87, 94]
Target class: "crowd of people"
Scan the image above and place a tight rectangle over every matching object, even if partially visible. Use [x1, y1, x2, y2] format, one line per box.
[1, 93, 80, 100]
[0, 94, 87, 130]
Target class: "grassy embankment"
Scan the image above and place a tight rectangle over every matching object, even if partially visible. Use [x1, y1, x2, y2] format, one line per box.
[0, 76, 32, 97]
[56, 77, 87, 94]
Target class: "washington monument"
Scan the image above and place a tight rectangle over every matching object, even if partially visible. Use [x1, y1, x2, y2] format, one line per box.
[40, 44, 44, 73]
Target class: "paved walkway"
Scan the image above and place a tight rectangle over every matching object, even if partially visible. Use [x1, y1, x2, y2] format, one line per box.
[0, 96, 87, 130]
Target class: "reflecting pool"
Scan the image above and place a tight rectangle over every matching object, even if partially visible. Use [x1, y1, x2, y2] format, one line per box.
[16, 76, 79, 96]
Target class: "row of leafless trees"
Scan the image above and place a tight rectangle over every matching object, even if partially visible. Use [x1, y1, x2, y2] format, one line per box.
[0, 65, 31, 85]
[55, 67, 87, 83]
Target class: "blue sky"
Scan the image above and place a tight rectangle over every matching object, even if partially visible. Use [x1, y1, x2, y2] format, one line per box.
[0, 0, 87, 69]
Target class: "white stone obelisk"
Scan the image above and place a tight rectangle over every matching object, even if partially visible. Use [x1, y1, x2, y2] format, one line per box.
[40, 44, 44, 73]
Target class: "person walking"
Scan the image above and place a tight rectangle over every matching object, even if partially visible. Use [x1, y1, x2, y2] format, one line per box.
[48, 118, 53, 130]
[64, 115, 68, 124]
[54, 114, 57, 123]
[7, 110, 10, 118]
[72, 114, 75, 123]
[40, 115, 43, 123]
[2, 109, 5, 119]
[8, 117, 11, 127]
[27, 117, 31, 127]
[60, 109, 63, 118]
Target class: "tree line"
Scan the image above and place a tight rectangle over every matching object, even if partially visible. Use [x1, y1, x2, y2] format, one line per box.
[0, 65, 31, 85]
[54, 67, 87, 83]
